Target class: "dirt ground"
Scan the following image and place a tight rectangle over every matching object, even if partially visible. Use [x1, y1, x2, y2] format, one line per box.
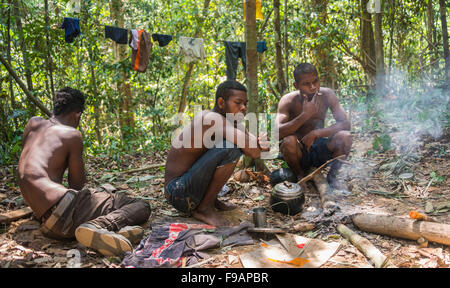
[0, 123, 448, 268]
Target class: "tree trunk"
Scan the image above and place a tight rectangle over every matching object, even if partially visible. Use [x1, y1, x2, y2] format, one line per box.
[177, 0, 211, 115]
[244, 0, 265, 171]
[0, 55, 51, 116]
[7, 0, 18, 129]
[360, 0, 376, 85]
[44, 0, 55, 100]
[438, 0, 449, 88]
[388, 0, 395, 82]
[13, 0, 35, 114]
[274, 0, 287, 96]
[374, 3, 385, 97]
[110, 0, 134, 139]
[283, 0, 289, 84]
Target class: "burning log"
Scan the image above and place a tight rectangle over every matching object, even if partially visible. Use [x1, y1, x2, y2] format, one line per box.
[337, 224, 396, 268]
[312, 172, 339, 216]
[352, 213, 450, 246]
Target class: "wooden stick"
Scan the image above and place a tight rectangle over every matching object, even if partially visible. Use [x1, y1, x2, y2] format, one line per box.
[118, 163, 165, 174]
[312, 172, 339, 214]
[337, 224, 396, 268]
[352, 213, 450, 246]
[298, 155, 346, 185]
[0, 207, 33, 224]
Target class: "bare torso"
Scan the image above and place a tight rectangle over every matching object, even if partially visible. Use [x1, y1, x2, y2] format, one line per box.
[164, 112, 210, 189]
[18, 117, 84, 218]
[282, 88, 331, 139]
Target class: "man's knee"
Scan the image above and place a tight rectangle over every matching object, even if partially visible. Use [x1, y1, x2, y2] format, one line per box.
[331, 131, 352, 152]
[280, 135, 299, 155]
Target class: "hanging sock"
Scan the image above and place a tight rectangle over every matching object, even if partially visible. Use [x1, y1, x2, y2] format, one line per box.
[60, 17, 80, 43]
[224, 41, 246, 81]
[243, 0, 263, 21]
[179, 36, 206, 64]
[152, 34, 173, 47]
[257, 41, 268, 53]
[131, 30, 152, 73]
[105, 25, 128, 44]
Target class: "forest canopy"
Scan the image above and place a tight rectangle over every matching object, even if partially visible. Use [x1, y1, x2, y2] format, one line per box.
[0, 0, 448, 165]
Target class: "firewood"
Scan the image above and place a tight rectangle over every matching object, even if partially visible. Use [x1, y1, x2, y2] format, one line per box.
[312, 172, 339, 215]
[0, 207, 33, 224]
[352, 213, 450, 246]
[298, 155, 346, 186]
[337, 224, 396, 268]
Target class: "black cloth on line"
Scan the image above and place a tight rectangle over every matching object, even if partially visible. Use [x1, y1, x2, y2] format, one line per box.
[224, 41, 246, 81]
[105, 25, 128, 44]
[152, 34, 173, 47]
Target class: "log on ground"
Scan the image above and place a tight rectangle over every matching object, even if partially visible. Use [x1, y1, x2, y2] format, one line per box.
[312, 172, 339, 215]
[337, 224, 396, 268]
[352, 213, 450, 246]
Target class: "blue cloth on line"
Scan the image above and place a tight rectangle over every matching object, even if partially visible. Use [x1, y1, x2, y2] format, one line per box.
[60, 18, 80, 43]
[257, 41, 268, 53]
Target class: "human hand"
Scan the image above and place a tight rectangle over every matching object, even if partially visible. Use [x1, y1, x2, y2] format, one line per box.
[301, 92, 319, 120]
[301, 130, 317, 152]
[258, 132, 271, 151]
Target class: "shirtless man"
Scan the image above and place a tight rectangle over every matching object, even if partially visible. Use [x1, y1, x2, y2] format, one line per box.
[18, 87, 151, 256]
[276, 63, 352, 189]
[164, 80, 269, 227]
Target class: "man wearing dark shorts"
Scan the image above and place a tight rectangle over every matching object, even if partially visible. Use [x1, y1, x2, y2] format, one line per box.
[164, 80, 269, 227]
[275, 63, 352, 190]
[18, 87, 151, 256]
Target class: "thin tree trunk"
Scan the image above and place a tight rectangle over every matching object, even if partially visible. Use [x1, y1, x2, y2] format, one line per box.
[374, 3, 385, 97]
[0, 54, 51, 116]
[111, 0, 134, 139]
[426, 0, 435, 62]
[388, 0, 395, 82]
[13, 0, 35, 113]
[360, 0, 376, 85]
[7, 0, 18, 129]
[44, 0, 55, 100]
[283, 0, 289, 84]
[438, 0, 449, 87]
[177, 0, 211, 115]
[274, 0, 287, 96]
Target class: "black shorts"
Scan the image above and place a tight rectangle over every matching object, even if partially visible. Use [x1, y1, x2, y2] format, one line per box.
[165, 141, 242, 215]
[300, 138, 333, 170]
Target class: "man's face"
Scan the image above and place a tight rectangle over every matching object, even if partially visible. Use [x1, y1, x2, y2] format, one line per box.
[294, 72, 320, 100]
[221, 89, 248, 116]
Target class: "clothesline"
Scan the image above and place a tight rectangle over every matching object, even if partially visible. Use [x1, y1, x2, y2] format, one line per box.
[61, 17, 268, 78]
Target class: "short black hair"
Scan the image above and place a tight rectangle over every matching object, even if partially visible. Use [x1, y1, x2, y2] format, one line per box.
[53, 87, 86, 116]
[293, 63, 318, 83]
[215, 80, 247, 104]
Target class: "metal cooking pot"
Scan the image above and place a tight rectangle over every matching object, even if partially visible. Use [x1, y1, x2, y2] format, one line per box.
[270, 181, 304, 215]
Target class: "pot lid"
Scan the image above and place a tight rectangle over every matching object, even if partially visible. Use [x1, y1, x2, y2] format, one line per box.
[273, 181, 302, 197]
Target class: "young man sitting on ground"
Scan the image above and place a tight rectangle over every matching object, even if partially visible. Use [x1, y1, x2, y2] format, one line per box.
[18, 87, 151, 256]
[275, 63, 352, 190]
[164, 80, 269, 227]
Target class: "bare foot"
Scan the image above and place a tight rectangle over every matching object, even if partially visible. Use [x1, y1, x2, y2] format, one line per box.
[215, 198, 237, 211]
[192, 207, 231, 227]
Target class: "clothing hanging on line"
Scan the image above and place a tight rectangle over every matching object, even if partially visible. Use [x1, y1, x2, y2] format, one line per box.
[179, 36, 206, 64]
[131, 30, 152, 72]
[224, 41, 246, 80]
[129, 29, 139, 50]
[152, 34, 173, 47]
[105, 25, 128, 44]
[243, 0, 263, 21]
[60, 17, 80, 43]
[257, 40, 268, 53]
